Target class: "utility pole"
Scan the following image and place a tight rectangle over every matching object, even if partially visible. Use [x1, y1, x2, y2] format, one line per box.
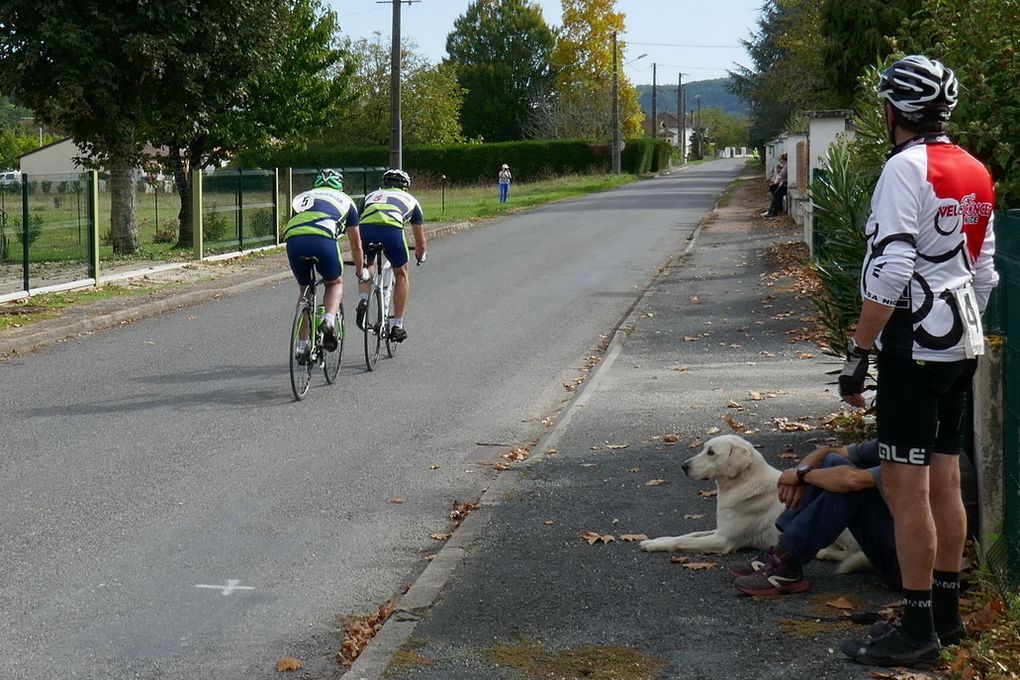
[381, 0, 418, 170]
[677, 73, 684, 162]
[651, 63, 657, 140]
[696, 95, 702, 159]
[611, 31, 621, 174]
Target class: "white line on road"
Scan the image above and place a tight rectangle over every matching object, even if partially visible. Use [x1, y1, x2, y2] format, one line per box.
[195, 579, 255, 596]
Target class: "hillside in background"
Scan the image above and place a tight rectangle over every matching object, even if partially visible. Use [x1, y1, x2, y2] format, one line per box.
[634, 77, 747, 118]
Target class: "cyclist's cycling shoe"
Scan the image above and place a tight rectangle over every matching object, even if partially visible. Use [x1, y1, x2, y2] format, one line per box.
[389, 325, 408, 343]
[322, 322, 339, 352]
[356, 299, 368, 330]
[295, 343, 311, 365]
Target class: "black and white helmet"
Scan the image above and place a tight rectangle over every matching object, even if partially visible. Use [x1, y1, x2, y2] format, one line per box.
[877, 55, 958, 122]
[382, 169, 411, 189]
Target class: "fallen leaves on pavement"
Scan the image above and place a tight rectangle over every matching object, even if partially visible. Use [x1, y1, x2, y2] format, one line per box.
[704, 426, 720, 435]
[697, 490, 718, 498]
[338, 599, 399, 666]
[620, 534, 648, 542]
[580, 531, 615, 545]
[825, 597, 856, 610]
[867, 670, 933, 680]
[663, 433, 681, 443]
[644, 479, 667, 486]
[773, 417, 814, 432]
[429, 532, 452, 541]
[670, 555, 689, 564]
[449, 501, 477, 524]
[606, 443, 629, 450]
[682, 562, 719, 571]
[684, 514, 705, 519]
[275, 657, 303, 672]
[503, 447, 530, 462]
[723, 414, 747, 433]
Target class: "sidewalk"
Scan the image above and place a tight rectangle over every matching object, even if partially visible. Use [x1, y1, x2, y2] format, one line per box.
[346, 179, 898, 680]
[0, 220, 473, 358]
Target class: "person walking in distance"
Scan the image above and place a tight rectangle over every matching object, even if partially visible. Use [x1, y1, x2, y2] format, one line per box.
[498, 164, 512, 203]
[837, 56, 998, 669]
[355, 169, 426, 343]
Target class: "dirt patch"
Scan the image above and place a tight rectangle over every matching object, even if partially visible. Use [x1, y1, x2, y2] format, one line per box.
[486, 639, 666, 680]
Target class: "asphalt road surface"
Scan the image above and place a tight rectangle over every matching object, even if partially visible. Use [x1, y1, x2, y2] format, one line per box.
[0, 159, 746, 679]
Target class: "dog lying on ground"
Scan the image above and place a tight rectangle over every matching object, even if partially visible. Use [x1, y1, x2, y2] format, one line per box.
[639, 434, 868, 573]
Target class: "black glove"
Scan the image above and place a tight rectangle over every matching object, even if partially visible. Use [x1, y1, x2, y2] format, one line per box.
[838, 342, 871, 397]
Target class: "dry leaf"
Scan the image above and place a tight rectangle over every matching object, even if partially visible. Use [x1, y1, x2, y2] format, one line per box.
[504, 447, 530, 462]
[492, 462, 510, 471]
[698, 490, 718, 498]
[682, 562, 719, 570]
[684, 513, 706, 519]
[546, 448, 557, 454]
[683, 336, 699, 342]
[672, 364, 690, 372]
[723, 413, 746, 433]
[429, 532, 452, 541]
[705, 426, 720, 435]
[449, 501, 477, 523]
[338, 599, 398, 666]
[628, 467, 641, 473]
[670, 555, 689, 564]
[620, 534, 649, 542]
[606, 444, 629, 450]
[429, 464, 440, 470]
[600, 534, 616, 544]
[275, 657, 303, 672]
[773, 418, 814, 432]
[748, 390, 766, 401]
[580, 530, 602, 545]
[796, 352, 816, 359]
[663, 433, 681, 443]
[644, 479, 667, 486]
[544, 520, 555, 525]
[726, 401, 741, 409]
[826, 597, 856, 610]
[779, 453, 799, 460]
[390, 497, 405, 504]
[687, 438, 703, 449]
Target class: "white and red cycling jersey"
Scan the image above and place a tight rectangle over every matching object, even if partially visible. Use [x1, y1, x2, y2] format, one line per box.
[862, 133, 998, 361]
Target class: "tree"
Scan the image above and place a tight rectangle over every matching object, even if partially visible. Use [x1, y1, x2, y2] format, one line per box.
[444, 0, 556, 142]
[328, 34, 464, 147]
[542, 0, 642, 140]
[820, 0, 921, 106]
[144, 0, 351, 248]
[698, 108, 749, 149]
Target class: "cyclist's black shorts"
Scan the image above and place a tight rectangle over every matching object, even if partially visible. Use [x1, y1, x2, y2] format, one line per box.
[875, 352, 977, 466]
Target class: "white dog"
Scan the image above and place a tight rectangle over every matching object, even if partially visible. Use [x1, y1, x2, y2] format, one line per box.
[640, 434, 868, 573]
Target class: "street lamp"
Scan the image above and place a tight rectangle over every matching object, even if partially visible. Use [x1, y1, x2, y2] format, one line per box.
[611, 33, 647, 174]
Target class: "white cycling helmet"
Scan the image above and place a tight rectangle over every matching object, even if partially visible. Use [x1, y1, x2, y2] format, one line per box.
[382, 168, 411, 189]
[877, 55, 958, 122]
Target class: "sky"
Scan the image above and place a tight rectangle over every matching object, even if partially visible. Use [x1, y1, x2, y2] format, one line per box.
[329, 0, 765, 85]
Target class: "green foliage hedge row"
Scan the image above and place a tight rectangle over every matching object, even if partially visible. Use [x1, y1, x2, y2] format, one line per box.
[236, 138, 674, 183]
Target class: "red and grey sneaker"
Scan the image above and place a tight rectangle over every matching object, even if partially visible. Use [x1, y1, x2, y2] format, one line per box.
[728, 546, 778, 578]
[733, 555, 809, 596]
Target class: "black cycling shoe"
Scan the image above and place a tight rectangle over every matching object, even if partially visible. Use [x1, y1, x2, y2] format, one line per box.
[389, 326, 407, 343]
[869, 618, 966, 646]
[321, 322, 339, 352]
[841, 625, 940, 670]
[356, 299, 368, 330]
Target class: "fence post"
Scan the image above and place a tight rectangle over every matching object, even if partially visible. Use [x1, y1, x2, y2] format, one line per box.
[273, 167, 281, 246]
[87, 171, 100, 283]
[236, 168, 244, 252]
[21, 173, 29, 292]
[192, 170, 204, 260]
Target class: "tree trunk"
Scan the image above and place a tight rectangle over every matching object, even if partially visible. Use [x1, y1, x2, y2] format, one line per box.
[169, 151, 193, 249]
[109, 150, 139, 254]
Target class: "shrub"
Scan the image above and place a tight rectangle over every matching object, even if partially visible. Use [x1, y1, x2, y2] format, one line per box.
[245, 209, 275, 238]
[153, 219, 178, 244]
[14, 212, 44, 247]
[39, 180, 52, 194]
[202, 209, 230, 241]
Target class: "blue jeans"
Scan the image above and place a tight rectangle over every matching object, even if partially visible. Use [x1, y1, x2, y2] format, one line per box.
[777, 454, 901, 588]
[499, 183, 509, 203]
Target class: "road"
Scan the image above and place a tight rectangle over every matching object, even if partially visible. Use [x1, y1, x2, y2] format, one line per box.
[0, 159, 745, 678]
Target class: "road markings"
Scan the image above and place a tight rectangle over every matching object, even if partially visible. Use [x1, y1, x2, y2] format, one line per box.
[195, 579, 255, 596]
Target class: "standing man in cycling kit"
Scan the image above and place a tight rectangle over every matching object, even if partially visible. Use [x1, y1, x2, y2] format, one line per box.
[356, 169, 426, 343]
[283, 169, 367, 358]
[837, 56, 998, 669]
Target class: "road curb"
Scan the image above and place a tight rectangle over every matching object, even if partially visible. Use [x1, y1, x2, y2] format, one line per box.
[337, 178, 728, 680]
[0, 222, 473, 358]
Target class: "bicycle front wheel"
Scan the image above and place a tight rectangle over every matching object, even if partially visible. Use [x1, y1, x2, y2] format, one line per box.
[290, 303, 314, 400]
[324, 304, 344, 384]
[364, 286, 383, 370]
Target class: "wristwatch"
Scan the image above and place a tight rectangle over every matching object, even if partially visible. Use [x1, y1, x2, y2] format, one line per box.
[796, 464, 813, 484]
[846, 338, 871, 358]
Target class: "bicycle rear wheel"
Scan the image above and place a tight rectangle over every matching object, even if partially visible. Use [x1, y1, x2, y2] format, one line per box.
[290, 303, 314, 400]
[364, 286, 383, 370]
[324, 304, 344, 384]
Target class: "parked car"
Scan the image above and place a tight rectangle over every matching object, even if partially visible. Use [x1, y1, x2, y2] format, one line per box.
[0, 170, 23, 187]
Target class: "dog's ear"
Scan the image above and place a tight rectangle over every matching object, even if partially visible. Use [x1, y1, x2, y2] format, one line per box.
[727, 438, 755, 477]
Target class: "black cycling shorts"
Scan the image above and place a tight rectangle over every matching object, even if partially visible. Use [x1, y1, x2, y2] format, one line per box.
[875, 352, 977, 466]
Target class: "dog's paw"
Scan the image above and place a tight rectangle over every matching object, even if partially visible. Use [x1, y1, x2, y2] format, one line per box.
[639, 537, 677, 552]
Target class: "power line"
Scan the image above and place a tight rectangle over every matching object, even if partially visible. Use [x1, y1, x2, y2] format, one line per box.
[628, 41, 738, 49]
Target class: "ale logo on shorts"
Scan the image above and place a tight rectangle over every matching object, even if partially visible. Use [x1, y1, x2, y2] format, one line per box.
[879, 442, 928, 465]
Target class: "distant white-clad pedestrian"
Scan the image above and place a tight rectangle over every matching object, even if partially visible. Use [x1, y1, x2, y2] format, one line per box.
[498, 164, 512, 203]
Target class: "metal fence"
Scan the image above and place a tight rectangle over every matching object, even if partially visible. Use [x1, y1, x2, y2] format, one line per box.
[986, 209, 1020, 582]
[0, 166, 386, 301]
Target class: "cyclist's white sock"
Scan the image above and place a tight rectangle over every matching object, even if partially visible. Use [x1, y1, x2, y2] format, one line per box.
[324, 313, 336, 326]
[391, 317, 403, 328]
[359, 293, 369, 302]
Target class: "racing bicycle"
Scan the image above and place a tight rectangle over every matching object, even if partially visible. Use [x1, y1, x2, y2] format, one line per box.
[361, 243, 397, 370]
[289, 256, 344, 400]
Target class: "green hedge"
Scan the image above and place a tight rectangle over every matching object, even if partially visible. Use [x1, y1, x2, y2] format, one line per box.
[235, 138, 672, 184]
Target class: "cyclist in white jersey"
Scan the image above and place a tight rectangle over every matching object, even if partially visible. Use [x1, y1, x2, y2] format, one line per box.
[838, 56, 998, 670]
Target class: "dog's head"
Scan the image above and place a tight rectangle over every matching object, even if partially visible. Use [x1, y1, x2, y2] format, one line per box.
[681, 435, 760, 481]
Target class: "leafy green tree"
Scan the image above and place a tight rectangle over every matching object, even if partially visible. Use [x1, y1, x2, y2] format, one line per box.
[444, 0, 556, 142]
[903, 0, 1020, 206]
[0, 125, 60, 170]
[820, 0, 921, 106]
[544, 0, 642, 140]
[147, 0, 351, 248]
[698, 108, 749, 149]
[328, 34, 464, 147]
